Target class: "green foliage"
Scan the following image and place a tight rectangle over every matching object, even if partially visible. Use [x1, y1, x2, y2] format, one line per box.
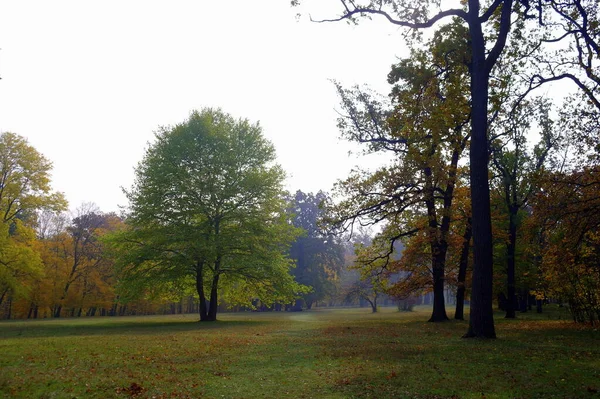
[109, 109, 304, 316]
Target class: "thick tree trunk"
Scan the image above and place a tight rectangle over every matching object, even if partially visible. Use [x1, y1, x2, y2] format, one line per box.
[464, 14, 496, 338]
[206, 273, 220, 321]
[455, 218, 472, 320]
[505, 208, 518, 318]
[430, 247, 449, 321]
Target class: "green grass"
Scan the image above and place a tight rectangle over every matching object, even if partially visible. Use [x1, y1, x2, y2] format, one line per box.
[0, 306, 598, 398]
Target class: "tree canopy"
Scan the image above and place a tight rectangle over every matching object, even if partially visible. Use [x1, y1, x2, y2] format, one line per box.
[109, 109, 304, 321]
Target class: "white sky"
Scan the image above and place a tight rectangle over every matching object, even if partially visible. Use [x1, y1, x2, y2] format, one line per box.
[0, 0, 407, 213]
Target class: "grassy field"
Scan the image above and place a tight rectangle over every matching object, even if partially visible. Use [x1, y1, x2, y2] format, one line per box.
[0, 306, 598, 399]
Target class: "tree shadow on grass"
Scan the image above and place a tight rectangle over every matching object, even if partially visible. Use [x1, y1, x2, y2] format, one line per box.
[0, 316, 270, 339]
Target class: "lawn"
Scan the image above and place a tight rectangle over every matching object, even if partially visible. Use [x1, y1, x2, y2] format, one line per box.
[0, 306, 598, 399]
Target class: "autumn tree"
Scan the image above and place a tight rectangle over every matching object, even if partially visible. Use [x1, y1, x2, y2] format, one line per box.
[326, 23, 470, 322]
[288, 190, 345, 309]
[0, 132, 66, 317]
[294, 0, 599, 338]
[46, 204, 120, 318]
[531, 167, 600, 324]
[110, 109, 304, 322]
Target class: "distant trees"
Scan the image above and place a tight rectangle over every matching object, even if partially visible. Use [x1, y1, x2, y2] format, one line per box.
[109, 109, 304, 321]
[47, 204, 121, 318]
[288, 190, 345, 309]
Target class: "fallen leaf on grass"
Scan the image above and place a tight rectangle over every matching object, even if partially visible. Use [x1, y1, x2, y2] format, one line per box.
[116, 382, 144, 397]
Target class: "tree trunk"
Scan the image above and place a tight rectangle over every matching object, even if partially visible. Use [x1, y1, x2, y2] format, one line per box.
[195, 261, 209, 321]
[370, 296, 378, 313]
[519, 289, 528, 312]
[430, 247, 449, 321]
[505, 207, 518, 318]
[424, 164, 449, 322]
[54, 305, 62, 318]
[306, 299, 313, 310]
[0, 287, 8, 307]
[206, 273, 220, 321]
[455, 218, 472, 320]
[464, 10, 496, 338]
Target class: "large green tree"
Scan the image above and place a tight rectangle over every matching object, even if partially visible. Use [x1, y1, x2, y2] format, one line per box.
[110, 109, 303, 321]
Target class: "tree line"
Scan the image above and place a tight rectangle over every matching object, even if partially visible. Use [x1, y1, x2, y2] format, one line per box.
[0, 120, 387, 321]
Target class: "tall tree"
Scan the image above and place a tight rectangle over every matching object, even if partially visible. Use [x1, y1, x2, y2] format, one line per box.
[0, 132, 66, 313]
[294, 0, 599, 338]
[110, 109, 304, 321]
[490, 98, 554, 318]
[327, 23, 471, 322]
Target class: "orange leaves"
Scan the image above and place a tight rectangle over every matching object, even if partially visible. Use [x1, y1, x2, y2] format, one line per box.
[530, 168, 600, 324]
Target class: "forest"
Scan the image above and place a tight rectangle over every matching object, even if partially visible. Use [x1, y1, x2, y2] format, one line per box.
[0, 0, 599, 340]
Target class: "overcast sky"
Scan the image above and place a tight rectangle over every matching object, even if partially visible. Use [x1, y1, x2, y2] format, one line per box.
[0, 0, 408, 213]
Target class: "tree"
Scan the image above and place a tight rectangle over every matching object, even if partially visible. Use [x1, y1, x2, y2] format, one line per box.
[110, 109, 304, 321]
[490, 98, 554, 318]
[294, 0, 599, 338]
[48, 204, 120, 318]
[0, 132, 66, 314]
[288, 190, 345, 309]
[531, 167, 600, 324]
[327, 23, 471, 322]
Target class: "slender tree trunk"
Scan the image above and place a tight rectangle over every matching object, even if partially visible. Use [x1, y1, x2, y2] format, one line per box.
[195, 261, 209, 321]
[6, 296, 12, 320]
[0, 287, 8, 307]
[54, 305, 62, 318]
[505, 207, 518, 318]
[455, 218, 472, 320]
[464, 11, 496, 338]
[424, 164, 449, 322]
[519, 289, 528, 312]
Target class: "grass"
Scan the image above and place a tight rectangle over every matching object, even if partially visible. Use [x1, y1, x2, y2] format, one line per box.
[0, 305, 598, 399]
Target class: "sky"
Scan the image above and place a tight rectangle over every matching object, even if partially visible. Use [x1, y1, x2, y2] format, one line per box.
[0, 0, 408, 214]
